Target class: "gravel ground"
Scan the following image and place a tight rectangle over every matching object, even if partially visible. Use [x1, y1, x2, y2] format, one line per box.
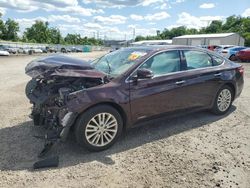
[0, 52, 249, 188]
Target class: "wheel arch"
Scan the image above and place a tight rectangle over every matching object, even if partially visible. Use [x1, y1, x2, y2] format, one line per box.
[224, 82, 236, 100]
[73, 101, 128, 131]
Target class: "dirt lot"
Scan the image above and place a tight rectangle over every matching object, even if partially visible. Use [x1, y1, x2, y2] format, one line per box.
[0, 52, 249, 188]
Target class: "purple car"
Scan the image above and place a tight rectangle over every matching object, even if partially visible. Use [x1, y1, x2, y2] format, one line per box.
[25, 46, 244, 152]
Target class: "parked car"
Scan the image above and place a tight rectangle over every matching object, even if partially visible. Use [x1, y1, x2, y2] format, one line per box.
[207, 45, 219, 51]
[41, 48, 48, 53]
[61, 47, 71, 53]
[236, 48, 250, 62]
[17, 47, 26, 54]
[0, 49, 10, 56]
[71, 47, 83, 52]
[221, 46, 247, 60]
[25, 46, 244, 151]
[214, 45, 235, 53]
[46, 46, 57, 53]
[22, 48, 32, 54]
[6, 47, 18, 54]
[197, 45, 208, 49]
[33, 48, 43, 53]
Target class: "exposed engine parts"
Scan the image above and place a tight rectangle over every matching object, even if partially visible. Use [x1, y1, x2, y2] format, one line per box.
[25, 55, 108, 166]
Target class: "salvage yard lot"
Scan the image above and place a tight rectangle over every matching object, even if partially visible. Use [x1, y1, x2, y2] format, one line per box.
[0, 52, 249, 188]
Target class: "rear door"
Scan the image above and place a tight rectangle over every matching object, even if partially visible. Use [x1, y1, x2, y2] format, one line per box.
[179, 50, 224, 108]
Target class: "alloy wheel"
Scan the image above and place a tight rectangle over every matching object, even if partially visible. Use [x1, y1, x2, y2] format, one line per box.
[217, 89, 232, 112]
[85, 113, 118, 147]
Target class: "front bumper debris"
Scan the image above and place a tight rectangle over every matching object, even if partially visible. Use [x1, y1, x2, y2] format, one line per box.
[31, 108, 78, 158]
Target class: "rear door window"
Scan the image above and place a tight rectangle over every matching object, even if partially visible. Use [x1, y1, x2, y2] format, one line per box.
[183, 50, 213, 70]
[211, 55, 224, 66]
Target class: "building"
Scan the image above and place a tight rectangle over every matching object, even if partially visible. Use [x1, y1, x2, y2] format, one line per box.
[172, 33, 245, 46]
[131, 40, 172, 46]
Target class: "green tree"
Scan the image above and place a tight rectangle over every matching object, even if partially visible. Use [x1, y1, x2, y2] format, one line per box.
[24, 21, 50, 43]
[135, 35, 146, 41]
[49, 27, 62, 44]
[0, 13, 4, 39]
[64, 33, 81, 44]
[2, 18, 19, 41]
[204, 20, 222, 33]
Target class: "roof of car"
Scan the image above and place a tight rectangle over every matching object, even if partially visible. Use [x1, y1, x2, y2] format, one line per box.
[173, 33, 236, 39]
[125, 45, 200, 52]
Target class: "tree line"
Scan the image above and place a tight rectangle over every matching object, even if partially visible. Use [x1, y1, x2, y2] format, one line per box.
[0, 13, 103, 46]
[135, 15, 250, 46]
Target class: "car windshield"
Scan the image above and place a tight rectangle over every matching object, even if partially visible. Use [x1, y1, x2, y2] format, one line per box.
[92, 48, 149, 77]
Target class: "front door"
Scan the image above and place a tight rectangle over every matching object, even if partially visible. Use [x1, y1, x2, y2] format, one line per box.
[129, 50, 189, 123]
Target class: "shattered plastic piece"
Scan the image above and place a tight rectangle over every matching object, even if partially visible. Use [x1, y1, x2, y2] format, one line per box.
[33, 156, 59, 169]
[38, 142, 54, 158]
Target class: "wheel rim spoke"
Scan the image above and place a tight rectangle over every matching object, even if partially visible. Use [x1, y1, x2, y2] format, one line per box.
[85, 112, 118, 147]
[217, 89, 231, 112]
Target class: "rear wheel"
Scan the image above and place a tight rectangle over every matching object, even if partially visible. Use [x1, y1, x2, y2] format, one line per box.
[74, 105, 123, 151]
[229, 55, 236, 61]
[211, 85, 233, 115]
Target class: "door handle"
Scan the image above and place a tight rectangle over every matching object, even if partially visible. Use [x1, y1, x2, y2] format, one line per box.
[214, 73, 222, 77]
[175, 80, 186, 85]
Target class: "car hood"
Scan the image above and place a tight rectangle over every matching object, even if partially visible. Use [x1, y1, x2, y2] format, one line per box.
[25, 55, 106, 79]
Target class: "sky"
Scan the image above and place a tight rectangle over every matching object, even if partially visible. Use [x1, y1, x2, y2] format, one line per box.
[0, 0, 249, 40]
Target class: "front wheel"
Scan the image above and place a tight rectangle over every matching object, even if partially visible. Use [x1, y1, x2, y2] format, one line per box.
[74, 105, 123, 151]
[211, 85, 233, 115]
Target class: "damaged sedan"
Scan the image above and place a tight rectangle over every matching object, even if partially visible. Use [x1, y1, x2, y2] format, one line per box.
[25, 46, 244, 152]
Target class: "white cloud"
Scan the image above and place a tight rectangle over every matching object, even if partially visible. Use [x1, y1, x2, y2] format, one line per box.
[199, 3, 215, 9]
[84, 23, 103, 29]
[242, 8, 250, 17]
[94, 15, 127, 25]
[141, 0, 164, 6]
[83, 0, 164, 8]
[48, 15, 81, 23]
[15, 15, 81, 27]
[199, 16, 223, 21]
[145, 12, 170, 20]
[32, 0, 78, 7]
[54, 6, 104, 16]
[15, 17, 47, 31]
[130, 12, 170, 21]
[0, 8, 6, 15]
[176, 12, 223, 29]
[0, 0, 104, 16]
[0, 0, 38, 12]
[172, 0, 185, 4]
[130, 14, 144, 21]
[128, 25, 158, 37]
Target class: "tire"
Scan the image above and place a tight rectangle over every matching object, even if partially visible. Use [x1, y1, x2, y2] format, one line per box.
[25, 79, 37, 99]
[74, 105, 123, 151]
[229, 55, 236, 61]
[211, 85, 233, 115]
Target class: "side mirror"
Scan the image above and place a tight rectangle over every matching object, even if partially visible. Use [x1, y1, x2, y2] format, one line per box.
[137, 68, 154, 79]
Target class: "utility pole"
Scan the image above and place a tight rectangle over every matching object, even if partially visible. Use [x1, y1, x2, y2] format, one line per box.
[97, 31, 100, 39]
[133, 28, 135, 40]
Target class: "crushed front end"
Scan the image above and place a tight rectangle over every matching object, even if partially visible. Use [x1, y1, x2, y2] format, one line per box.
[25, 55, 107, 156]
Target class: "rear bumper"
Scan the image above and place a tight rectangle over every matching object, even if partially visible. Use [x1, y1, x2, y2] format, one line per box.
[235, 75, 244, 100]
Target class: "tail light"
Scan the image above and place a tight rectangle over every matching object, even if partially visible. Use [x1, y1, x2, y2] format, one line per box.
[237, 66, 244, 76]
